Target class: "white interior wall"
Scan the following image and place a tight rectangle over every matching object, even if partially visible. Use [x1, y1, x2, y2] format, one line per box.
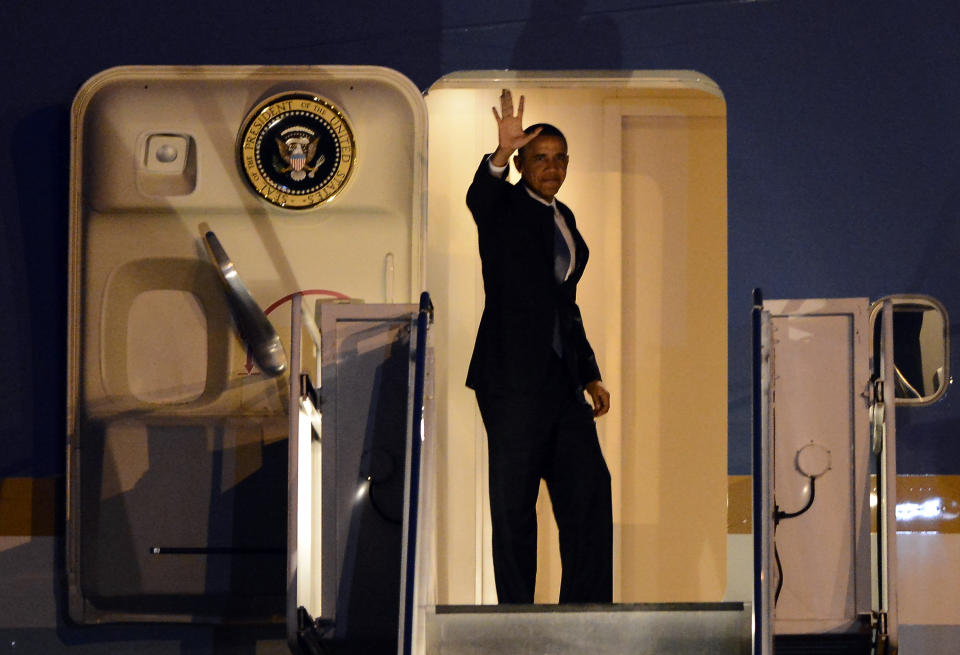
[617, 106, 728, 602]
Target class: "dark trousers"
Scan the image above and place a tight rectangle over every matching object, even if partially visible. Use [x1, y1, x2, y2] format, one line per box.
[475, 361, 613, 604]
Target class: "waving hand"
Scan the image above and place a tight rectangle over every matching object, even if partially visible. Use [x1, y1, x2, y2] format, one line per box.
[490, 89, 542, 166]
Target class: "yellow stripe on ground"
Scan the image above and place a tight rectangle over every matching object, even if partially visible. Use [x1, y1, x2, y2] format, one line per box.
[727, 475, 753, 534]
[893, 474, 960, 534]
[3, 474, 959, 537]
[0, 478, 57, 536]
[728, 474, 960, 535]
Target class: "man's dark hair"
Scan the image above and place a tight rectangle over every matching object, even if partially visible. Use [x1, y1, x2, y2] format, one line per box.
[518, 123, 567, 160]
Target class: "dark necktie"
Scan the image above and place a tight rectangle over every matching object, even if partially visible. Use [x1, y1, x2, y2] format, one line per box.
[553, 219, 570, 356]
[554, 219, 571, 284]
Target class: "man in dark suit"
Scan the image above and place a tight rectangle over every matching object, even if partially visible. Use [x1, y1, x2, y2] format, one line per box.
[466, 89, 613, 604]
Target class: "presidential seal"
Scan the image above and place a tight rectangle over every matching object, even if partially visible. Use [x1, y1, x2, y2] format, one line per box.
[237, 92, 355, 209]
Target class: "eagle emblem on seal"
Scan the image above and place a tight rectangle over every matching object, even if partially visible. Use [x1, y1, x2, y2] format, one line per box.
[274, 126, 326, 182]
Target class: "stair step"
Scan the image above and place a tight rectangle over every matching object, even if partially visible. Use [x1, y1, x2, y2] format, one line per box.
[427, 602, 751, 655]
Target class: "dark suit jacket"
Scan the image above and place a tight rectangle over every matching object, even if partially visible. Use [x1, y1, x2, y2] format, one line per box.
[465, 157, 601, 392]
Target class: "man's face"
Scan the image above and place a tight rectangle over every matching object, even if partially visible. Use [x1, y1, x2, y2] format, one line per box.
[514, 135, 568, 202]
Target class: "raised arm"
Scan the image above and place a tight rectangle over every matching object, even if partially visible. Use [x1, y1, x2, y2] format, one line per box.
[490, 89, 542, 167]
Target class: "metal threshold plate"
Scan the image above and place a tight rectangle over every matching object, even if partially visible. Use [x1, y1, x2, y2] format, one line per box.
[428, 602, 750, 655]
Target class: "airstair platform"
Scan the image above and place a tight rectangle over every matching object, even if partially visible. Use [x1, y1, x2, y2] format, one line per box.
[426, 602, 751, 655]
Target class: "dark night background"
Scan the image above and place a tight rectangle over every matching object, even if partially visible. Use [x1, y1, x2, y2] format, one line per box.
[1, 0, 959, 650]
